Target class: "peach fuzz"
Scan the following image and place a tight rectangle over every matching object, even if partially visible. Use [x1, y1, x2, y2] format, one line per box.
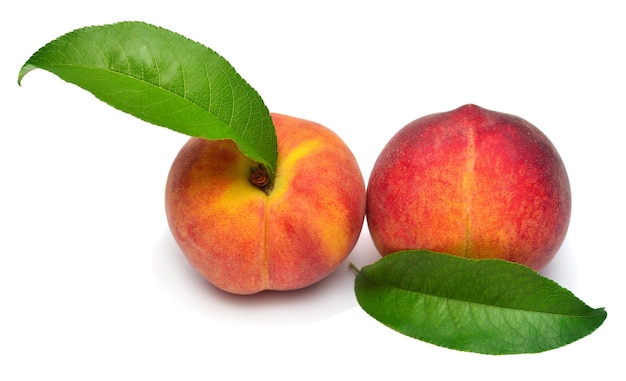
[165, 113, 366, 294]
[366, 104, 571, 271]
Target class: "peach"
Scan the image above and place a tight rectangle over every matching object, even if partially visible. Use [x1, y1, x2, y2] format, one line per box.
[366, 104, 571, 271]
[165, 113, 366, 294]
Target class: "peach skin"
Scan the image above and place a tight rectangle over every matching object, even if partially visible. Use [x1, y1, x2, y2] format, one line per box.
[366, 104, 571, 271]
[165, 113, 366, 294]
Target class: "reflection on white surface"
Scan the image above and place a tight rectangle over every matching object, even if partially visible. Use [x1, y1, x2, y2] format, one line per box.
[151, 231, 379, 326]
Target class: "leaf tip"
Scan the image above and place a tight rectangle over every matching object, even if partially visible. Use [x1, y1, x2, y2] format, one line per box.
[17, 64, 33, 86]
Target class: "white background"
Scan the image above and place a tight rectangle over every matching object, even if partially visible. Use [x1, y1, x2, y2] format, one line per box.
[1, 1, 623, 379]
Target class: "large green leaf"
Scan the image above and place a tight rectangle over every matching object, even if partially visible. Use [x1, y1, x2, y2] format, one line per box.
[352, 250, 607, 355]
[18, 21, 277, 182]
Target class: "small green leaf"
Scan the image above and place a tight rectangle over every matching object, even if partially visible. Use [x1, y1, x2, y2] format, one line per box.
[352, 250, 607, 355]
[18, 21, 277, 183]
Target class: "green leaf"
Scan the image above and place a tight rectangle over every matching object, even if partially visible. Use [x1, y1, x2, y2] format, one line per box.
[18, 21, 277, 182]
[352, 250, 607, 355]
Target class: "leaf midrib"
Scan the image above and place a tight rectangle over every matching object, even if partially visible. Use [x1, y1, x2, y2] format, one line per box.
[358, 268, 601, 319]
[22, 62, 242, 133]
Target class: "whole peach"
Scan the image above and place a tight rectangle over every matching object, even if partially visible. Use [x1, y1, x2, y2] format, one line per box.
[367, 104, 571, 270]
[165, 113, 366, 294]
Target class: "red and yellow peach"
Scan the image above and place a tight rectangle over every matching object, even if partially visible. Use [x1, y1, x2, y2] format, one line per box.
[166, 113, 366, 294]
[367, 104, 571, 270]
